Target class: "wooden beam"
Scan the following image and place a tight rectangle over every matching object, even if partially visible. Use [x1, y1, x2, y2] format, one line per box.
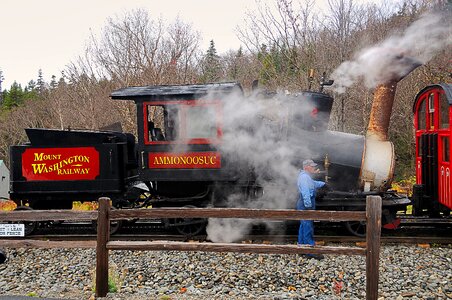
[95, 198, 110, 298]
[0, 210, 97, 222]
[110, 208, 366, 221]
[366, 196, 382, 300]
[0, 240, 96, 248]
[106, 241, 366, 256]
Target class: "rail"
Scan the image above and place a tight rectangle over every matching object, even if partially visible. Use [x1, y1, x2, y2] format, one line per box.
[0, 196, 382, 300]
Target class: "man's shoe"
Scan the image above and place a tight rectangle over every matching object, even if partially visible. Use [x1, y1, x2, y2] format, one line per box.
[306, 254, 324, 260]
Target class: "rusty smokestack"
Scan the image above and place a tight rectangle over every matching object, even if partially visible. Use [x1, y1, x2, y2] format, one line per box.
[360, 54, 421, 191]
[366, 55, 422, 141]
[367, 81, 397, 141]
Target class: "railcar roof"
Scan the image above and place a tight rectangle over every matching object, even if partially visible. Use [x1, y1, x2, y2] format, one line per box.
[110, 82, 242, 101]
[413, 83, 452, 112]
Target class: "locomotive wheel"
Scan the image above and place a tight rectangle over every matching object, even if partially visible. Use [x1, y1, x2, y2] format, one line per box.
[173, 205, 207, 237]
[13, 206, 37, 236]
[92, 207, 122, 235]
[344, 221, 366, 237]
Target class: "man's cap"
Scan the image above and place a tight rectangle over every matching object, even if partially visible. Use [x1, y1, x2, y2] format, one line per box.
[303, 159, 318, 168]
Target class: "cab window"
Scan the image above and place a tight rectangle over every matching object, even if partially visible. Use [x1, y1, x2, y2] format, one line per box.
[186, 106, 217, 139]
[144, 101, 220, 144]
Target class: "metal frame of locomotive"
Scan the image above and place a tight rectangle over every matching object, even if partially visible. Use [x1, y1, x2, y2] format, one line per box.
[412, 83, 452, 217]
[9, 74, 417, 237]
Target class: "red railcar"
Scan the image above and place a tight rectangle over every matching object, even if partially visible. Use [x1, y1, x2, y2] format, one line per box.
[413, 83, 452, 215]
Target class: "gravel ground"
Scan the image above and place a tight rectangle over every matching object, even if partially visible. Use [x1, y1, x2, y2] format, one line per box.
[0, 243, 451, 299]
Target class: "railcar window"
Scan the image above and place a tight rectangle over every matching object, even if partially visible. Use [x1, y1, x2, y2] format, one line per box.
[417, 137, 422, 157]
[417, 98, 426, 130]
[428, 93, 435, 113]
[440, 92, 449, 129]
[442, 137, 450, 162]
[186, 106, 217, 139]
[428, 93, 435, 129]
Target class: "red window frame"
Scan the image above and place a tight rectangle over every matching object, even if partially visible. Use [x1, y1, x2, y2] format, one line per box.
[143, 100, 223, 145]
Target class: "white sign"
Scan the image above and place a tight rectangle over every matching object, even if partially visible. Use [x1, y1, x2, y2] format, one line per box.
[0, 224, 25, 237]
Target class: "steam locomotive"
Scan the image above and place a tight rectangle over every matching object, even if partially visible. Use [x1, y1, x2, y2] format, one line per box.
[7, 67, 451, 237]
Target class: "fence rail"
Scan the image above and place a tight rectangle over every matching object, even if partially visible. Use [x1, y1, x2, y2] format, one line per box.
[0, 196, 382, 300]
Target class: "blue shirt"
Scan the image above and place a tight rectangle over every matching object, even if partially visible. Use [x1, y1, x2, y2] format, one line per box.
[297, 170, 325, 209]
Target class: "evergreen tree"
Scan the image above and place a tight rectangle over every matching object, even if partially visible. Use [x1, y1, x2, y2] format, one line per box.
[24, 80, 38, 100]
[58, 76, 66, 87]
[0, 70, 4, 104]
[58, 71, 66, 87]
[36, 69, 45, 94]
[50, 75, 57, 89]
[27, 80, 36, 91]
[230, 47, 243, 79]
[2, 81, 25, 109]
[201, 40, 222, 82]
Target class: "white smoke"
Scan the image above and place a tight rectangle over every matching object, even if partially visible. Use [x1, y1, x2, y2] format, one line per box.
[205, 89, 318, 242]
[332, 11, 452, 93]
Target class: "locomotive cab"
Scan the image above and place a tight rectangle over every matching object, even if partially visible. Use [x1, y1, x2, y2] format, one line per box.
[413, 83, 452, 216]
[111, 82, 244, 202]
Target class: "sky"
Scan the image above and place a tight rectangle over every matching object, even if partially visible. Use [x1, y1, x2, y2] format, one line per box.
[0, 0, 379, 89]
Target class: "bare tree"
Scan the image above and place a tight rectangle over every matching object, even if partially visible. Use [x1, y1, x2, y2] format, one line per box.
[237, 0, 318, 89]
[61, 9, 203, 132]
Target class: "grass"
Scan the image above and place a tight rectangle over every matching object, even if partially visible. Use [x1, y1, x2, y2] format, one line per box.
[108, 276, 118, 293]
[92, 263, 121, 294]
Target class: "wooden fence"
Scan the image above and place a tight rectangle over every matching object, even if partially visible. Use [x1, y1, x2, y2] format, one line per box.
[0, 196, 382, 300]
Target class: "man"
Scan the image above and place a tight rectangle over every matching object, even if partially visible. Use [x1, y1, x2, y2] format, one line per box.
[297, 159, 325, 259]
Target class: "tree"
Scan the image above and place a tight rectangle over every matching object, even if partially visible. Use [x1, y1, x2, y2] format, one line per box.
[200, 40, 222, 83]
[74, 9, 201, 86]
[162, 17, 201, 84]
[50, 75, 57, 89]
[27, 80, 36, 91]
[2, 82, 25, 109]
[24, 80, 38, 100]
[0, 70, 4, 104]
[36, 69, 46, 95]
[237, 0, 318, 89]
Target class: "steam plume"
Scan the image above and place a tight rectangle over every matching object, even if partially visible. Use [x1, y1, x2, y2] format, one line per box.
[332, 11, 452, 93]
[205, 89, 316, 242]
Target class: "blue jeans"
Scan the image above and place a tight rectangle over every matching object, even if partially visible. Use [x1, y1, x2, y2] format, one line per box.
[298, 220, 314, 246]
[296, 199, 315, 246]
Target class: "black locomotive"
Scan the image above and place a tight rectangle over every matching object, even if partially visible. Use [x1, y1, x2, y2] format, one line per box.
[9, 78, 421, 237]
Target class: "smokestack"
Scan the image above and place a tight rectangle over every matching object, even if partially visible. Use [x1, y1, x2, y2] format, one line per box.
[361, 54, 421, 191]
[367, 81, 397, 141]
[366, 55, 422, 141]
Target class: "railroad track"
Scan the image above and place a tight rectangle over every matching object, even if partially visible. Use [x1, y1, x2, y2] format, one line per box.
[18, 231, 452, 245]
[3, 214, 450, 245]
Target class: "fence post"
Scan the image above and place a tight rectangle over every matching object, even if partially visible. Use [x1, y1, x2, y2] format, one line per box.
[96, 197, 111, 297]
[366, 195, 382, 300]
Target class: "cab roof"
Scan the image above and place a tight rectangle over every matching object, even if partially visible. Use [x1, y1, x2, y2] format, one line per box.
[110, 82, 242, 102]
